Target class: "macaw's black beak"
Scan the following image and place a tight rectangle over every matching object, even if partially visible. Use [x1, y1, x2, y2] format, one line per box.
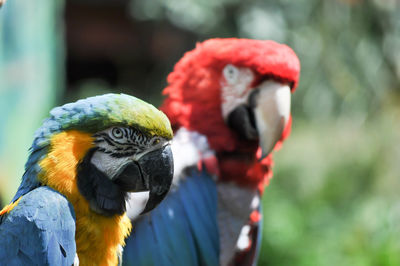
[137, 145, 174, 214]
[113, 145, 174, 214]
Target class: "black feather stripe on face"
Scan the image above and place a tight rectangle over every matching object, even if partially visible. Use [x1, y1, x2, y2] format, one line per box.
[76, 148, 127, 216]
[93, 127, 155, 156]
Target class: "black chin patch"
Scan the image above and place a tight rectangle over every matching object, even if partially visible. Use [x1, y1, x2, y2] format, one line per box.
[76, 148, 127, 216]
[227, 104, 258, 140]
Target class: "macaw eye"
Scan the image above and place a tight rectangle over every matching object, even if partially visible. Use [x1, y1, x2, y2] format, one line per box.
[111, 127, 124, 139]
[223, 64, 239, 84]
[152, 138, 161, 146]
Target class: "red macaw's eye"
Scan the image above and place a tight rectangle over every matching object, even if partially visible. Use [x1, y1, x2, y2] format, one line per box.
[223, 64, 239, 84]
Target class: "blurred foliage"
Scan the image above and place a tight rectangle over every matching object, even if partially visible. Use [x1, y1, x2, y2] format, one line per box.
[127, 0, 400, 265]
[261, 110, 400, 265]
[128, 0, 400, 122]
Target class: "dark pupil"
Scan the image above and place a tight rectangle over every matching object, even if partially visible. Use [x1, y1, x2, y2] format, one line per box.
[114, 129, 121, 136]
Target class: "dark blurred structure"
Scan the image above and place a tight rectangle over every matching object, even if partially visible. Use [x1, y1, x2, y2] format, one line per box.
[65, 0, 198, 105]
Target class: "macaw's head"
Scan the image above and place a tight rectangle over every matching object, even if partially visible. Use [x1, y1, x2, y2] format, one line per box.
[29, 94, 173, 216]
[162, 38, 300, 159]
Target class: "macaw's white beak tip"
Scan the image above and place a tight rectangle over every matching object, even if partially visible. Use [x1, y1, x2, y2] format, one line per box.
[254, 81, 291, 160]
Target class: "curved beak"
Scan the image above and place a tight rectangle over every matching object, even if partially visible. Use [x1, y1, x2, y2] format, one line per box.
[227, 80, 291, 159]
[114, 145, 174, 215]
[137, 145, 174, 214]
[254, 81, 291, 159]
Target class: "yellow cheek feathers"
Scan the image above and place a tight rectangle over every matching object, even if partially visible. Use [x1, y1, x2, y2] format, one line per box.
[39, 130, 132, 266]
[39, 130, 94, 198]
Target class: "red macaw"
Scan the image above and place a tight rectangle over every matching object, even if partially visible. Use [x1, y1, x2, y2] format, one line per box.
[123, 38, 300, 266]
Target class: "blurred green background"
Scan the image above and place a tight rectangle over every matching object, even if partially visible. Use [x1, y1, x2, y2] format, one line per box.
[0, 0, 399, 265]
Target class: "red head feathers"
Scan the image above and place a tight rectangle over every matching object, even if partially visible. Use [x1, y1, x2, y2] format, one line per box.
[161, 38, 300, 190]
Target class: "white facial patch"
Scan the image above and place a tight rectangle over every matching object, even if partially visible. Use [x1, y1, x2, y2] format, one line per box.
[90, 151, 133, 180]
[220, 64, 255, 120]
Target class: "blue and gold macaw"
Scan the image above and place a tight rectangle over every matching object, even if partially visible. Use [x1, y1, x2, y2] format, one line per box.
[0, 93, 174, 266]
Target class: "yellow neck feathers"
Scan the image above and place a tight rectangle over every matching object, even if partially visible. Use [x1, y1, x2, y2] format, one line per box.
[39, 130, 132, 266]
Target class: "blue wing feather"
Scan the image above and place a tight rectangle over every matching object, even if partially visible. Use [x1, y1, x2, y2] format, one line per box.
[123, 168, 219, 266]
[157, 192, 198, 264]
[0, 186, 76, 266]
[178, 175, 219, 261]
[124, 215, 159, 266]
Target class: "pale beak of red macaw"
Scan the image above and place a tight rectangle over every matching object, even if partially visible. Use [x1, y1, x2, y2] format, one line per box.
[222, 65, 292, 159]
[253, 80, 291, 159]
